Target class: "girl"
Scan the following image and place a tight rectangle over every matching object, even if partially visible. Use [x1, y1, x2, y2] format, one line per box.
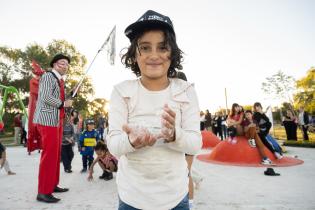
[87, 141, 117, 181]
[227, 103, 244, 144]
[108, 10, 202, 210]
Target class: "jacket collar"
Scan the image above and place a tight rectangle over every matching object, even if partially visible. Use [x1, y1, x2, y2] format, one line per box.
[115, 78, 192, 103]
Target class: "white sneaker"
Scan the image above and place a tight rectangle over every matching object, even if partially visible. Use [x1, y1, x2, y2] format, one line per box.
[261, 157, 273, 165]
[248, 139, 256, 147]
[231, 139, 237, 144]
[274, 152, 283, 159]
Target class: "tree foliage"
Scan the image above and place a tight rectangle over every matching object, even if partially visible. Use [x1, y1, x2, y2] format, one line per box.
[294, 67, 315, 113]
[87, 98, 109, 118]
[0, 40, 99, 115]
[261, 70, 296, 103]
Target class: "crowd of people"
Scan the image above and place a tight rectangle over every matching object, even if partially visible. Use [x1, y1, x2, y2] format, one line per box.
[201, 105, 314, 143]
[200, 102, 285, 165]
[282, 106, 314, 141]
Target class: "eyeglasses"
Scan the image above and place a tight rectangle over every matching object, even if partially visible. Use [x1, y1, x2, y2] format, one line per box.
[137, 44, 170, 56]
[56, 61, 69, 67]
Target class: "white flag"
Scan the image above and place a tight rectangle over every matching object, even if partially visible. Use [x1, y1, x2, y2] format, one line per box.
[265, 105, 274, 135]
[101, 25, 116, 65]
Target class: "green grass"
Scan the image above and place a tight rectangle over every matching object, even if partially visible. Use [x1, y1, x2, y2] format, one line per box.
[283, 140, 315, 148]
[273, 124, 315, 148]
[273, 124, 315, 140]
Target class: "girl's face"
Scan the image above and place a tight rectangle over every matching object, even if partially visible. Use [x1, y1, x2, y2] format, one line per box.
[96, 150, 106, 157]
[136, 30, 171, 81]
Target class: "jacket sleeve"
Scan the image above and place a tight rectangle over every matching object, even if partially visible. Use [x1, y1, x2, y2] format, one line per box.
[304, 112, 310, 124]
[38, 74, 63, 108]
[79, 133, 84, 147]
[107, 87, 135, 158]
[166, 86, 202, 155]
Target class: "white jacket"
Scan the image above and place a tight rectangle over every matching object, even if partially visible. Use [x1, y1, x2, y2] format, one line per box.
[108, 78, 202, 210]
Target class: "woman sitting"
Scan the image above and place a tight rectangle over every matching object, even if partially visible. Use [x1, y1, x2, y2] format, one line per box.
[227, 103, 244, 144]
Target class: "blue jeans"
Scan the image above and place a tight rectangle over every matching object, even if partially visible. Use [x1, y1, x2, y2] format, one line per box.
[118, 194, 189, 210]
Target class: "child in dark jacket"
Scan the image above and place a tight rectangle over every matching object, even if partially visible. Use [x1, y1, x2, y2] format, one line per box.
[61, 117, 75, 173]
[79, 118, 100, 173]
[253, 102, 282, 159]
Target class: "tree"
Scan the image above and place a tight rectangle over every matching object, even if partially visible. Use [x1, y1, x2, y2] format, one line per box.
[87, 98, 109, 118]
[262, 70, 296, 104]
[294, 67, 315, 114]
[0, 40, 96, 114]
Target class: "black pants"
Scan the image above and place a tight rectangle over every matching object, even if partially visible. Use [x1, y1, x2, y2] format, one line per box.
[283, 121, 297, 140]
[21, 128, 27, 145]
[82, 155, 94, 169]
[200, 122, 205, 131]
[61, 144, 74, 171]
[302, 125, 309, 140]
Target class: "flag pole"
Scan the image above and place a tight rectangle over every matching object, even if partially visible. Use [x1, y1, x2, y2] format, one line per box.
[72, 25, 116, 97]
[225, 87, 228, 115]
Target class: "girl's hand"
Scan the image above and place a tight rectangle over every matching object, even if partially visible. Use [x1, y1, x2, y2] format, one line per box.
[160, 104, 176, 142]
[87, 169, 94, 181]
[87, 173, 93, 181]
[122, 124, 157, 149]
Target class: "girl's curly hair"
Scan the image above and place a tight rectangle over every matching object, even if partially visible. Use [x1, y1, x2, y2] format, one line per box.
[121, 27, 183, 77]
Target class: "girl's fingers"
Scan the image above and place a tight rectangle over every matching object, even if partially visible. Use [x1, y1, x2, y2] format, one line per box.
[164, 104, 176, 118]
[162, 119, 174, 130]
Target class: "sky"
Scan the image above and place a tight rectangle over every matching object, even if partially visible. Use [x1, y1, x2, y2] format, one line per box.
[1, 0, 314, 112]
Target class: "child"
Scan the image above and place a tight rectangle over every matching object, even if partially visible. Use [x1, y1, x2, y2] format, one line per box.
[79, 118, 99, 173]
[61, 116, 75, 173]
[108, 10, 202, 210]
[227, 103, 244, 144]
[242, 110, 273, 165]
[253, 102, 282, 159]
[87, 141, 117, 181]
[0, 141, 16, 175]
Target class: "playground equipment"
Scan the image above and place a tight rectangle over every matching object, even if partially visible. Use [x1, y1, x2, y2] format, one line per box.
[0, 84, 28, 130]
[201, 130, 221, 149]
[197, 136, 304, 167]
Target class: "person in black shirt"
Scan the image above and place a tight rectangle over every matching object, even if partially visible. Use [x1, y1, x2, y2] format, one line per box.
[253, 102, 282, 159]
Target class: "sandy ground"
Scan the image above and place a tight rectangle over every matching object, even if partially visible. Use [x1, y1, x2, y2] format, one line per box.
[0, 145, 315, 210]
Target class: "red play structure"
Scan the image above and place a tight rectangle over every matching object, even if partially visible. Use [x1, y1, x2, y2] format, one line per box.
[197, 136, 303, 167]
[201, 130, 221, 149]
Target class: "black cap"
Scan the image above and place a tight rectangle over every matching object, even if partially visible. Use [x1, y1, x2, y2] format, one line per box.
[125, 10, 175, 41]
[50, 54, 71, 68]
